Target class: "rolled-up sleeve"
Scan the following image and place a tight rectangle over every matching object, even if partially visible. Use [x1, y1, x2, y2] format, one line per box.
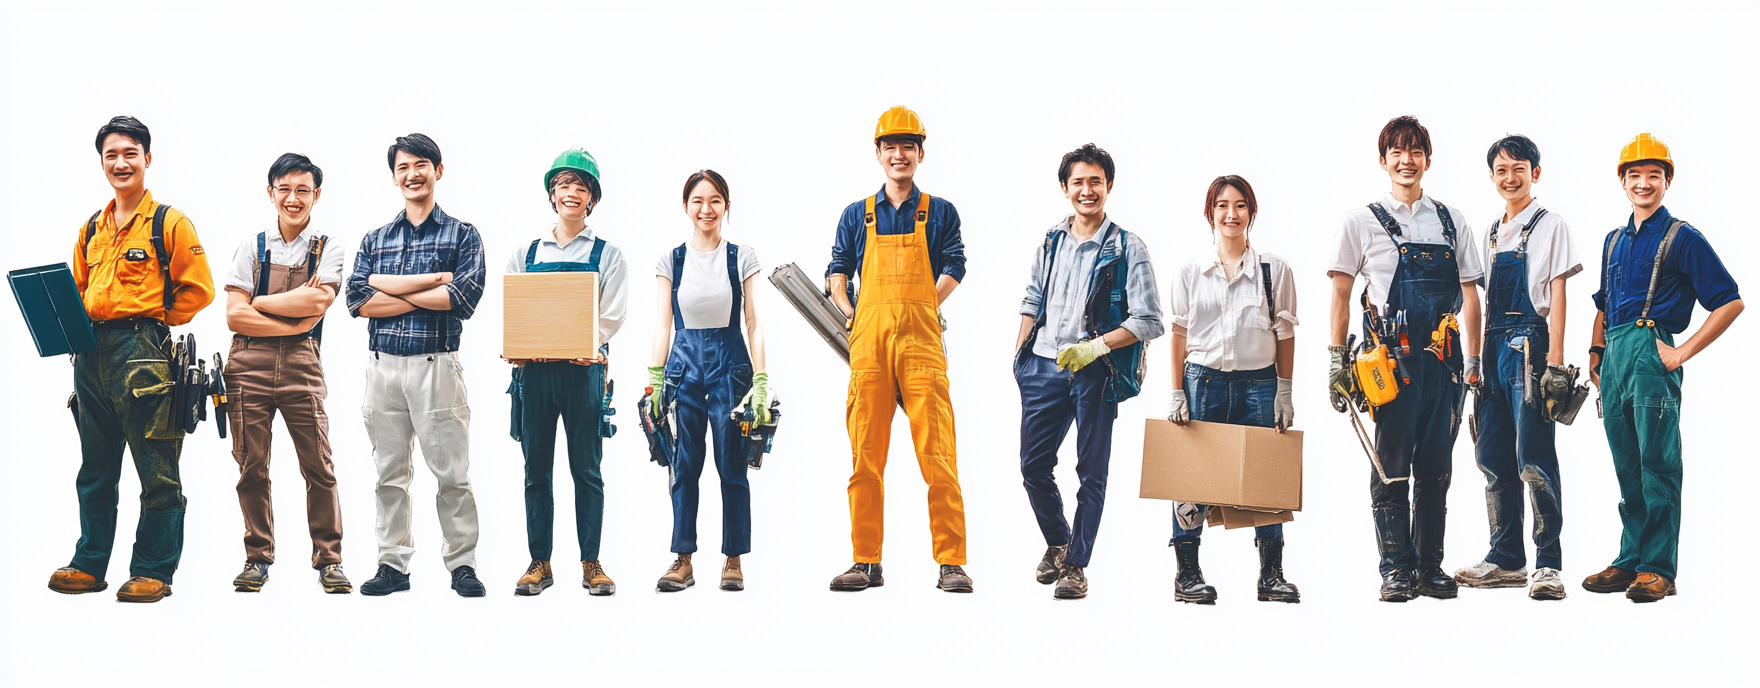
[826, 204, 862, 279]
[346, 233, 377, 317]
[1119, 233, 1164, 342]
[935, 202, 967, 283]
[1019, 239, 1047, 317]
[1272, 260, 1299, 340]
[444, 225, 486, 319]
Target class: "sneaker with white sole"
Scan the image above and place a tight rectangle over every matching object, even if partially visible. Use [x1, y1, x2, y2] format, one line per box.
[1453, 560, 1528, 588]
[1529, 568, 1567, 601]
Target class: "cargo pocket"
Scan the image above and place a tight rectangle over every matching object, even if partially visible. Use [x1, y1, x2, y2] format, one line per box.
[507, 368, 524, 442]
[126, 359, 183, 440]
[430, 405, 472, 458]
[1634, 396, 1681, 475]
[729, 363, 754, 412]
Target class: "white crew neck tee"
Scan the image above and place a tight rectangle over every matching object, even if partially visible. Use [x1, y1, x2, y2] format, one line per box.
[655, 240, 763, 330]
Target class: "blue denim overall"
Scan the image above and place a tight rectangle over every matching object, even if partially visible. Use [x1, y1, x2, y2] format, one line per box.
[663, 243, 754, 556]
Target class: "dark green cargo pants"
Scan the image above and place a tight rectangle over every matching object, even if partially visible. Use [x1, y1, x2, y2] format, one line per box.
[67, 321, 187, 584]
[1600, 321, 1682, 581]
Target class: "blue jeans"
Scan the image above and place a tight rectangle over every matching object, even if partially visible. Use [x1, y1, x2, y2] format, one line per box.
[1474, 325, 1563, 570]
[1169, 363, 1284, 544]
[1016, 353, 1115, 567]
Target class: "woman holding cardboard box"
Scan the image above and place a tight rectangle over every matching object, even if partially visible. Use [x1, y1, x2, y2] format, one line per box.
[645, 169, 769, 593]
[1164, 175, 1300, 604]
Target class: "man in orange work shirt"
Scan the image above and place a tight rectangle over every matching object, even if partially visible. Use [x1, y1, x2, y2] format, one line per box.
[46, 116, 215, 603]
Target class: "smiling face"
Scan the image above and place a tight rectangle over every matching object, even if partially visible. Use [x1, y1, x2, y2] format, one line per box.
[1063, 160, 1110, 221]
[1621, 162, 1670, 213]
[551, 176, 593, 221]
[876, 139, 923, 184]
[1489, 150, 1540, 204]
[392, 150, 441, 203]
[268, 170, 321, 227]
[684, 178, 726, 233]
[100, 133, 149, 194]
[1210, 184, 1252, 241]
[1380, 145, 1430, 192]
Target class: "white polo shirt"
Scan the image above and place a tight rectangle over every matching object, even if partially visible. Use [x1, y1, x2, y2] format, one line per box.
[1476, 201, 1582, 317]
[225, 226, 347, 293]
[505, 225, 629, 344]
[1169, 246, 1298, 372]
[1327, 192, 1484, 313]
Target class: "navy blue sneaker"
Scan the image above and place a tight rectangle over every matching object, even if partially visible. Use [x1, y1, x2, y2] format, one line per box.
[451, 565, 486, 597]
[361, 564, 410, 596]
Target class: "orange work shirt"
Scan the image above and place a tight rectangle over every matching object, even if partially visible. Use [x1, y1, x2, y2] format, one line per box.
[71, 190, 215, 326]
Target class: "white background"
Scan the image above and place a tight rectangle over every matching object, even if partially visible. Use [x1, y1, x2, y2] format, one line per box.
[2, 1, 1757, 686]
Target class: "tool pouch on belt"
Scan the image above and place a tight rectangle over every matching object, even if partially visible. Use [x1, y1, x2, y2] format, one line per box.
[1354, 343, 1400, 407]
[598, 377, 616, 439]
[506, 367, 523, 442]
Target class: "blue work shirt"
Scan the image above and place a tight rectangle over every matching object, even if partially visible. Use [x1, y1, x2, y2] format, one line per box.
[346, 205, 487, 355]
[1592, 206, 1740, 333]
[826, 185, 968, 303]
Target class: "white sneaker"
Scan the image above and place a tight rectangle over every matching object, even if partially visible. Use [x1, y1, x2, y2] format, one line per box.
[1453, 560, 1529, 588]
[1529, 568, 1567, 601]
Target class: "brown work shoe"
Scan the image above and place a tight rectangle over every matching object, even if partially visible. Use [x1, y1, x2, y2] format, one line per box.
[721, 556, 744, 591]
[656, 554, 694, 593]
[1625, 573, 1677, 603]
[1582, 566, 1639, 593]
[48, 567, 107, 594]
[582, 560, 616, 596]
[514, 560, 553, 597]
[116, 576, 172, 603]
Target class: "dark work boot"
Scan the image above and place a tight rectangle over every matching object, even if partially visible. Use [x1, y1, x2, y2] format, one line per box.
[1380, 568, 1416, 602]
[1173, 541, 1217, 604]
[1255, 538, 1300, 603]
[1035, 545, 1068, 585]
[1415, 566, 1459, 599]
[829, 563, 883, 591]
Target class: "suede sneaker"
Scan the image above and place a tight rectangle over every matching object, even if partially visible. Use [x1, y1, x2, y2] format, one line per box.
[450, 565, 486, 597]
[720, 556, 744, 591]
[1529, 568, 1566, 601]
[829, 563, 883, 591]
[1454, 560, 1528, 589]
[656, 554, 694, 593]
[583, 561, 616, 596]
[116, 576, 171, 603]
[360, 564, 410, 596]
[319, 564, 352, 594]
[1053, 565, 1087, 600]
[47, 567, 106, 594]
[937, 565, 974, 593]
[232, 562, 270, 592]
[1035, 545, 1068, 585]
[514, 560, 553, 597]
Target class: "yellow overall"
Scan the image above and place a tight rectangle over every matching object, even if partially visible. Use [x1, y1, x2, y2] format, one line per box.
[846, 193, 967, 565]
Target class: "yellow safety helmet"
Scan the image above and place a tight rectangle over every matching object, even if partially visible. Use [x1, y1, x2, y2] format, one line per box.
[874, 106, 927, 142]
[1617, 133, 1673, 178]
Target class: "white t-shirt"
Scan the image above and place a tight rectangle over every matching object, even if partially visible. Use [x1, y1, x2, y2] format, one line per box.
[655, 241, 762, 330]
[1169, 247, 1298, 372]
[1327, 193, 1484, 313]
[225, 227, 347, 294]
[1475, 202, 1583, 317]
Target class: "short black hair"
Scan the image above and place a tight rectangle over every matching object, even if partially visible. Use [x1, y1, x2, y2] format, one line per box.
[387, 133, 442, 171]
[95, 116, 151, 154]
[876, 133, 925, 149]
[1486, 134, 1541, 169]
[1378, 115, 1432, 157]
[1058, 143, 1115, 185]
[268, 153, 324, 188]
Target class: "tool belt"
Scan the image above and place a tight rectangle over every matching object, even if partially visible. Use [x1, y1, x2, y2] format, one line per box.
[732, 395, 781, 470]
[166, 333, 220, 436]
[638, 385, 677, 467]
[1351, 293, 1464, 413]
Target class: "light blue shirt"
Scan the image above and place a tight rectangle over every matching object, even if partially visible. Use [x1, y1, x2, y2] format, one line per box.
[504, 225, 629, 343]
[1019, 217, 1164, 360]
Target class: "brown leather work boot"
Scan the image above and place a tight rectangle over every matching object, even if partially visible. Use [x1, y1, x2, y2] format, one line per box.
[48, 567, 107, 594]
[1625, 573, 1677, 603]
[656, 554, 694, 593]
[116, 576, 172, 603]
[582, 561, 616, 596]
[515, 560, 553, 597]
[721, 556, 744, 591]
[1582, 566, 1639, 593]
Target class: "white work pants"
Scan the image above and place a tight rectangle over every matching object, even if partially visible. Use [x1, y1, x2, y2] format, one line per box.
[363, 351, 479, 572]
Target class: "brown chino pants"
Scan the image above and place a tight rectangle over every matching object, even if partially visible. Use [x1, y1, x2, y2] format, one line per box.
[225, 335, 343, 567]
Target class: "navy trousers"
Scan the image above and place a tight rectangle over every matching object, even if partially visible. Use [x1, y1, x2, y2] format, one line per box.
[1016, 353, 1115, 568]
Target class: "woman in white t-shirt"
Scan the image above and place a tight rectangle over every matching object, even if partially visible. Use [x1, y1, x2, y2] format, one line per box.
[1165, 175, 1301, 604]
[645, 169, 769, 593]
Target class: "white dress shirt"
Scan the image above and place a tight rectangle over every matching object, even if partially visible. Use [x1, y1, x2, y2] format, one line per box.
[1476, 201, 1582, 317]
[505, 225, 629, 344]
[225, 226, 347, 293]
[1327, 193, 1484, 313]
[1169, 246, 1298, 372]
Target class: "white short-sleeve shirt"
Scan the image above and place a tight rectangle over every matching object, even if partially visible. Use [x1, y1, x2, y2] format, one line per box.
[226, 227, 347, 294]
[504, 225, 629, 343]
[1327, 193, 1484, 313]
[1169, 247, 1298, 372]
[655, 240, 762, 330]
[1476, 202, 1583, 317]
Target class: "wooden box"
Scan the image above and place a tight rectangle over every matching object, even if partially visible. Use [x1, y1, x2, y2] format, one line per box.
[503, 272, 600, 359]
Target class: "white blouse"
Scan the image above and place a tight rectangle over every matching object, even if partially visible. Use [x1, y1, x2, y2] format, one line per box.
[1169, 247, 1298, 372]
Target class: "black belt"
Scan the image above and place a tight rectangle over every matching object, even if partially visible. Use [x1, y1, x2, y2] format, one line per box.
[92, 317, 167, 331]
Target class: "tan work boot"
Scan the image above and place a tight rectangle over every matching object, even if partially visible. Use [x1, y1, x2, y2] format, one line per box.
[515, 560, 553, 597]
[721, 556, 744, 591]
[582, 560, 616, 596]
[48, 567, 107, 594]
[656, 554, 694, 593]
[116, 576, 172, 603]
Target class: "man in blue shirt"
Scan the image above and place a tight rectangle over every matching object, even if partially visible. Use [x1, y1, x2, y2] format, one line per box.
[1582, 133, 1742, 603]
[346, 133, 488, 598]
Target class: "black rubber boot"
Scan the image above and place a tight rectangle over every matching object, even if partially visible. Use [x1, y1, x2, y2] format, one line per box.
[1255, 538, 1300, 603]
[1173, 541, 1217, 604]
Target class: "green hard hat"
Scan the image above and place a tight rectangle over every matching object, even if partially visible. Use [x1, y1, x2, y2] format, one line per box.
[544, 147, 601, 194]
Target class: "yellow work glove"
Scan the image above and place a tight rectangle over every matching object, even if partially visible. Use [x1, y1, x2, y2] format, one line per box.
[647, 366, 666, 420]
[1056, 338, 1111, 372]
[738, 372, 772, 425]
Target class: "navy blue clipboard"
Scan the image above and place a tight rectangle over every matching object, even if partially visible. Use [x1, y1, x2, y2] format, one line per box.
[9, 263, 97, 357]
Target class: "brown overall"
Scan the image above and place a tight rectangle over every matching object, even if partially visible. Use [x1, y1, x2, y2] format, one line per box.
[224, 239, 343, 567]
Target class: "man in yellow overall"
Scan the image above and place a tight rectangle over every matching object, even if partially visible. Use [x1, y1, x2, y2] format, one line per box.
[826, 106, 972, 592]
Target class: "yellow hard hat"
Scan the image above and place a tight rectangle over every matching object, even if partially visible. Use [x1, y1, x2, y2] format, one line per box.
[1618, 133, 1673, 178]
[874, 106, 926, 142]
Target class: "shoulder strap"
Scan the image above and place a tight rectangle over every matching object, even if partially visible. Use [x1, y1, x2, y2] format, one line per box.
[152, 205, 174, 312]
[307, 235, 330, 342]
[81, 211, 101, 261]
[1600, 227, 1620, 312]
[1433, 202, 1457, 247]
[863, 195, 877, 234]
[525, 239, 541, 267]
[914, 193, 932, 235]
[1516, 208, 1546, 253]
[670, 244, 686, 331]
[1366, 203, 1403, 244]
[1261, 262, 1275, 328]
[1639, 220, 1686, 323]
[726, 242, 743, 328]
[586, 237, 605, 271]
[255, 231, 271, 297]
[1031, 228, 1064, 327]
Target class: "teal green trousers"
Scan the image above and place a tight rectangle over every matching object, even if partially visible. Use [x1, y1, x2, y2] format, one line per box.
[1599, 322, 1682, 581]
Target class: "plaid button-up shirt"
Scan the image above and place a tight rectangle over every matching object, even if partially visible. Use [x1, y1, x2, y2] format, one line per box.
[346, 205, 486, 355]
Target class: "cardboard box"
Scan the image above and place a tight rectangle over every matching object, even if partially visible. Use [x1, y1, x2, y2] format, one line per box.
[1207, 505, 1296, 530]
[504, 272, 600, 359]
[1139, 419, 1302, 511]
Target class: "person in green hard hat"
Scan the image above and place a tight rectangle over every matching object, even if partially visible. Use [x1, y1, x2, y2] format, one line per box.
[504, 148, 629, 597]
